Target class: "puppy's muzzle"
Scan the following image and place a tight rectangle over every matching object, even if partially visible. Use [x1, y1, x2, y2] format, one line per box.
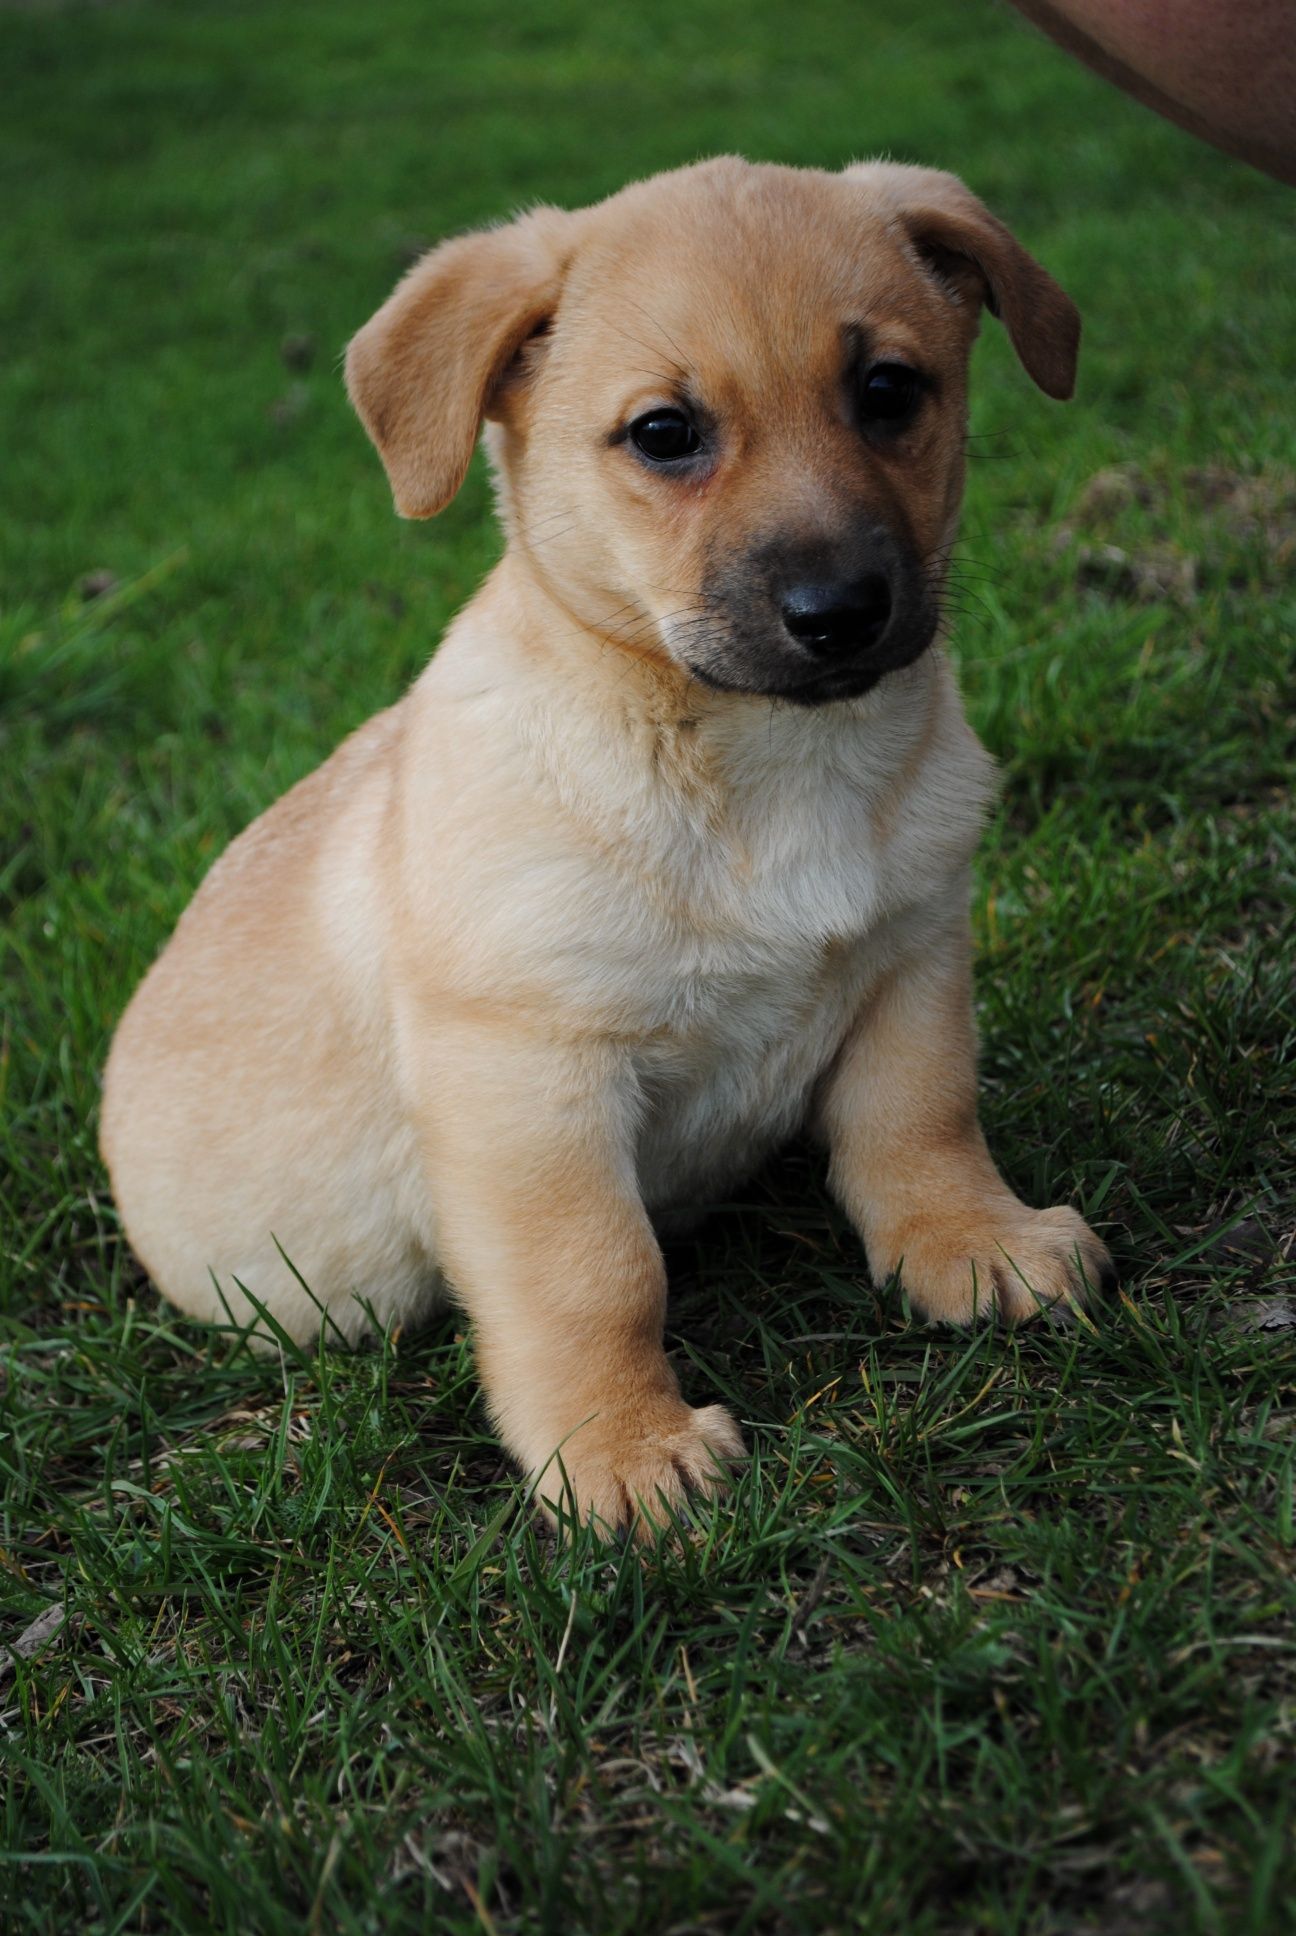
[690, 522, 937, 706]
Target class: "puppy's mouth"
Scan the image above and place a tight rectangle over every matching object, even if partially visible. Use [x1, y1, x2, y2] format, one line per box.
[680, 610, 938, 708]
[686, 658, 894, 705]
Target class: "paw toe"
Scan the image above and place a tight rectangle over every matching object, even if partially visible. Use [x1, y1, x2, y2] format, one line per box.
[993, 1212, 1113, 1323]
[533, 1400, 744, 1542]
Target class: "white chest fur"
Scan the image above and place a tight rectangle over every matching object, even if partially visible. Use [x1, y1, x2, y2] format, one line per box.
[416, 634, 994, 1213]
[542, 657, 992, 1210]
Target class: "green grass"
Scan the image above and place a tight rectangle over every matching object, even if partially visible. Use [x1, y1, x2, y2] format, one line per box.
[3, 0, 1295, 1930]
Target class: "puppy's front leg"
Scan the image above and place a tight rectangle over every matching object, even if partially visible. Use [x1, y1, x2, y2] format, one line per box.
[407, 1014, 743, 1534]
[821, 910, 1111, 1324]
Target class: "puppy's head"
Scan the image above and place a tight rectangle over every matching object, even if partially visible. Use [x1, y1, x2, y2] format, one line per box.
[347, 158, 1078, 706]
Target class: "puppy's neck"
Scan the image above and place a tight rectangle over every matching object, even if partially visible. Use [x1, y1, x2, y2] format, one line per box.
[493, 547, 712, 721]
[469, 548, 944, 835]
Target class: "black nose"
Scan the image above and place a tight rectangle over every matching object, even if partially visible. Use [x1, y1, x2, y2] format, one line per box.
[781, 576, 893, 658]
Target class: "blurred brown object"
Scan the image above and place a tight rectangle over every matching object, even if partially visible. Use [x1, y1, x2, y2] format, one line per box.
[1008, 0, 1296, 184]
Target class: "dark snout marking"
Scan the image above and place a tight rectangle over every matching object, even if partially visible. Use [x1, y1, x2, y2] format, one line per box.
[693, 522, 938, 707]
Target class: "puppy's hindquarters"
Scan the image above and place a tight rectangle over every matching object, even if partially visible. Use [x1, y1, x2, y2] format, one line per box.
[100, 708, 443, 1345]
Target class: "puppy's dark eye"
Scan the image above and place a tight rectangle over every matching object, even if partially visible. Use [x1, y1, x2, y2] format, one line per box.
[859, 362, 922, 427]
[629, 409, 702, 463]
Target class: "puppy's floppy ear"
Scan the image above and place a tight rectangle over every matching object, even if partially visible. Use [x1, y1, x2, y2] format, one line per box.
[345, 207, 573, 519]
[846, 162, 1080, 400]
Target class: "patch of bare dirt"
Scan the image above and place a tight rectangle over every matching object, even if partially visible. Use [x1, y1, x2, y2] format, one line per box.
[1051, 462, 1296, 605]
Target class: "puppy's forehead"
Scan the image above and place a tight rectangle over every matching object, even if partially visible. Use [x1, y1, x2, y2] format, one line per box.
[559, 161, 950, 389]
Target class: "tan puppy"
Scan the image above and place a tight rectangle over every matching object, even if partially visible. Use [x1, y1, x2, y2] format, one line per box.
[102, 157, 1112, 1533]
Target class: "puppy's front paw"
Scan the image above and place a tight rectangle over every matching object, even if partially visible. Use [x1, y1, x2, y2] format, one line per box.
[532, 1398, 745, 1541]
[876, 1201, 1113, 1327]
